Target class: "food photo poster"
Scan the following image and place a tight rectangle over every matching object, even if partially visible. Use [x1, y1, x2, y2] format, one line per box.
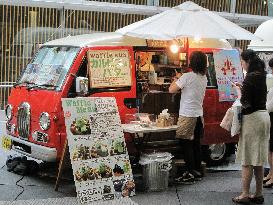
[62, 97, 135, 204]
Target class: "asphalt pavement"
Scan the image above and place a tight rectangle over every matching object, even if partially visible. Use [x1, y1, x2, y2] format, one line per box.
[1, 111, 273, 205]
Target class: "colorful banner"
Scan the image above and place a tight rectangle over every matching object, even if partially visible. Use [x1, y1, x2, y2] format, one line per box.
[62, 97, 135, 204]
[88, 50, 132, 88]
[213, 49, 244, 101]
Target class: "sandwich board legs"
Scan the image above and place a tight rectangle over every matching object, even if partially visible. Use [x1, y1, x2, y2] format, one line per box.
[55, 139, 69, 191]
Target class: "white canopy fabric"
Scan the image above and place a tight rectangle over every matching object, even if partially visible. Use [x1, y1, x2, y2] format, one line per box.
[249, 19, 273, 51]
[116, 1, 259, 40]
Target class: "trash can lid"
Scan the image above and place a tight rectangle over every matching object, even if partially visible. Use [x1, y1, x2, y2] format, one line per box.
[139, 152, 173, 165]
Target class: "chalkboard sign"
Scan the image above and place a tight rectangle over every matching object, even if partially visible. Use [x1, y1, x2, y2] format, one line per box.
[88, 50, 132, 88]
[61, 97, 135, 204]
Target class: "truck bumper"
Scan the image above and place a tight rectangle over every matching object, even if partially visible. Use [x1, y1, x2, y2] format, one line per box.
[7, 135, 57, 162]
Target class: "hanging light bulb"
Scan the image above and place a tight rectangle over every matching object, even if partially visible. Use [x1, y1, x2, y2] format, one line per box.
[170, 44, 179, 53]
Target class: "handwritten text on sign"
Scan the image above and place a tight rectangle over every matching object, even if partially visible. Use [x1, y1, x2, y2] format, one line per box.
[88, 50, 132, 88]
[61, 97, 135, 204]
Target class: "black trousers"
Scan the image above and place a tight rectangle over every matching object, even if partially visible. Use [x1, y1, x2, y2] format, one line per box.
[179, 117, 203, 173]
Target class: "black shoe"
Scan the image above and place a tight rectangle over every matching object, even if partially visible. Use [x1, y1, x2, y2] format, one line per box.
[232, 196, 250, 204]
[263, 178, 270, 184]
[175, 172, 195, 185]
[191, 170, 203, 181]
[249, 195, 264, 204]
[263, 182, 273, 188]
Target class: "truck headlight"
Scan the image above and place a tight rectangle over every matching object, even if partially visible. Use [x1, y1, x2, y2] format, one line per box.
[39, 112, 50, 130]
[5, 104, 13, 120]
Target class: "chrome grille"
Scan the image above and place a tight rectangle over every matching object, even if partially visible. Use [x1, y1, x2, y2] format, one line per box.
[17, 102, 31, 139]
[6, 122, 11, 133]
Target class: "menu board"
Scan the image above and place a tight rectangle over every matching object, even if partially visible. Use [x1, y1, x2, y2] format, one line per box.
[88, 50, 132, 88]
[62, 97, 135, 204]
[213, 49, 244, 101]
[146, 39, 186, 50]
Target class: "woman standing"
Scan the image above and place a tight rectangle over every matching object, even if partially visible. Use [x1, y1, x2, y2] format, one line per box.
[169, 51, 207, 184]
[264, 58, 273, 188]
[232, 50, 270, 204]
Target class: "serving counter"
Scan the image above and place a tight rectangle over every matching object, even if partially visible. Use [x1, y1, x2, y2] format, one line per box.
[122, 124, 178, 134]
[122, 124, 179, 155]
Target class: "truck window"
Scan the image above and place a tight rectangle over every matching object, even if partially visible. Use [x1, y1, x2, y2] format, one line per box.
[77, 57, 88, 78]
[68, 58, 88, 96]
[18, 46, 80, 90]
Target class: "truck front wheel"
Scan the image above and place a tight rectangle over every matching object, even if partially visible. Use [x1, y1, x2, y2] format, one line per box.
[202, 143, 229, 166]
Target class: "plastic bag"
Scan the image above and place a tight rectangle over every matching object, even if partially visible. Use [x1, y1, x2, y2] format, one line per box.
[139, 152, 173, 165]
[231, 99, 242, 137]
[6, 155, 40, 176]
[266, 88, 273, 112]
[220, 107, 234, 131]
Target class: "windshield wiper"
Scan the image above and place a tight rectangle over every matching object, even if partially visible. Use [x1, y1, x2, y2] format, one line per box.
[27, 83, 57, 90]
[13, 81, 35, 88]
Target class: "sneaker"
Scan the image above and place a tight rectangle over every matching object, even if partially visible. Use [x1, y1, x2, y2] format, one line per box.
[175, 172, 195, 185]
[191, 170, 203, 181]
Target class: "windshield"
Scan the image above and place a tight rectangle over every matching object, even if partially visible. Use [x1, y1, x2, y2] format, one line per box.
[18, 46, 80, 90]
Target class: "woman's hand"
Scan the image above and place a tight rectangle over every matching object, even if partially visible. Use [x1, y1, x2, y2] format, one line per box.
[234, 82, 242, 89]
[173, 72, 182, 81]
[176, 72, 182, 78]
[169, 72, 182, 93]
[233, 82, 242, 99]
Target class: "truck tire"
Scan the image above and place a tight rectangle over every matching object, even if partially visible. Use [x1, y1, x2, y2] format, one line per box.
[202, 143, 229, 166]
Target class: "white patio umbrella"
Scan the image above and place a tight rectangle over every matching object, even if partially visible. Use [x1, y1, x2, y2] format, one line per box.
[116, 1, 259, 40]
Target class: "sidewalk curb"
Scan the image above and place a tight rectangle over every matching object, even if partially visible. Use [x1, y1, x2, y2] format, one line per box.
[0, 197, 138, 205]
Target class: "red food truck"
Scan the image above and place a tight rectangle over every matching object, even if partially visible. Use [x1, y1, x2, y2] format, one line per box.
[3, 32, 238, 165]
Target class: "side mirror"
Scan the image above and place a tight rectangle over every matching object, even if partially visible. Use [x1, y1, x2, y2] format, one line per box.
[76, 77, 89, 96]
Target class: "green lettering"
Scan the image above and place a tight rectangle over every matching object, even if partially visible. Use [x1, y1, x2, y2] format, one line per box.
[103, 69, 112, 77]
[76, 107, 87, 113]
[87, 106, 96, 112]
[102, 59, 110, 68]
[91, 59, 98, 68]
[72, 100, 78, 106]
[65, 100, 73, 107]
[114, 68, 121, 76]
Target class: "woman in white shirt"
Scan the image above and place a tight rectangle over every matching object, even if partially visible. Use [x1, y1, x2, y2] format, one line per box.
[264, 58, 273, 188]
[169, 51, 207, 184]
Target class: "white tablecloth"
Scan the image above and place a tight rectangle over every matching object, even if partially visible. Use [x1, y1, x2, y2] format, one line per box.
[122, 124, 178, 135]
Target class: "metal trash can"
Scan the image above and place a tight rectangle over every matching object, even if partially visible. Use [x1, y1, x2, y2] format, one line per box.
[139, 152, 173, 191]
